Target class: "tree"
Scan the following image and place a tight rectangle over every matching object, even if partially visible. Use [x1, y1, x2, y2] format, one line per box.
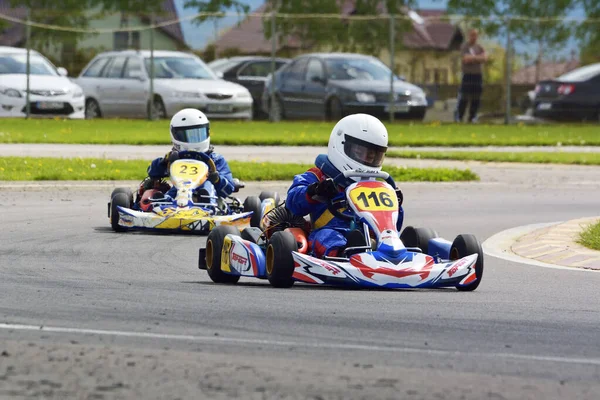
[447, 0, 575, 82]
[184, 0, 250, 23]
[579, 0, 600, 64]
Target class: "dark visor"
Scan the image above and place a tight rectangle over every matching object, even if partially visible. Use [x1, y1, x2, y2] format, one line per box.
[171, 123, 209, 144]
[344, 135, 386, 168]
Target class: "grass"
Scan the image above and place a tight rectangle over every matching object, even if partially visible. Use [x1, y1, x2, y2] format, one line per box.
[1, 118, 600, 147]
[0, 157, 478, 182]
[387, 150, 600, 165]
[577, 220, 600, 251]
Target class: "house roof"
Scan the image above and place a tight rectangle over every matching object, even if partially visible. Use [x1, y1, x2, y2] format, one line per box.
[511, 59, 580, 84]
[211, 3, 462, 54]
[0, 0, 185, 48]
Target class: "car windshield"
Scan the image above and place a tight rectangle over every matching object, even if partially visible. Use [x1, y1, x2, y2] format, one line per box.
[0, 53, 58, 76]
[325, 58, 397, 81]
[557, 64, 600, 82]
[144, 56, 216, 79]
[209, 59, 241, 72]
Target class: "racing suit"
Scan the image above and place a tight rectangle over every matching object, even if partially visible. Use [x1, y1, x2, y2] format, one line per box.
[286, 154, 404, 258]
[146, 147, 235, 203]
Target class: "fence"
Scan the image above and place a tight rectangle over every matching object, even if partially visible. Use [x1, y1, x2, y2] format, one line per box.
[0, 8, 597, 123]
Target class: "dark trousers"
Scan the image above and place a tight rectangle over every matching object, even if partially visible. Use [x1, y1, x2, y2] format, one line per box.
[457, 73, 483, 122]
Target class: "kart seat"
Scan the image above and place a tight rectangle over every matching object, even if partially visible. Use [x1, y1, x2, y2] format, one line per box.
[241, 227, 262, 244]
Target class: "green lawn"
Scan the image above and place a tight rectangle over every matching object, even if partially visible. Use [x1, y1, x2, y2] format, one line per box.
[577, 220, 600, 251]
[0, 157, 478, 182]
[387, 150, 600, 165]
[1, 119, 599, 147]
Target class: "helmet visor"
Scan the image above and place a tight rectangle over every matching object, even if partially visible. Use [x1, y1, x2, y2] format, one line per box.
[171, 124, 209, 144]
[344, 135, 387, 168]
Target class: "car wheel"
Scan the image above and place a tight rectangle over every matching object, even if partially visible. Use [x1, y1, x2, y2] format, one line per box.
[110, 187, 133, 205]
[243, 195, 263, 228]
[269, 95, 284, 122]
[110, 192, 130, 232]
[205, 225, 241, 284]
[85, 99, 101, 119]
[400, 226, 438, 255]
[259, 191, 281, 205]
[151, 96, 167, 120]
[451, 234, 484, 292]
[266, 230, 298, 288]
[327, 97, 343, 121]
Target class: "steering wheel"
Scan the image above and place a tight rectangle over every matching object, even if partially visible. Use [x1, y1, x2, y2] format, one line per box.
[327, 194, 353, 221]
[173, 150, 217, 174]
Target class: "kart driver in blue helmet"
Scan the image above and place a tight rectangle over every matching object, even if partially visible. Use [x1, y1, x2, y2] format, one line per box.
[139, 108, 235, 206]
[286, 113, 404, 258]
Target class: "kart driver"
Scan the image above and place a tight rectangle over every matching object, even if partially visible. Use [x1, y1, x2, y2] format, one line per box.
[138, 108, 235, 207]
[286, 113, 404, 258]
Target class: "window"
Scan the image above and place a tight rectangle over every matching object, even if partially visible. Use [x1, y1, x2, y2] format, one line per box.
[105, 56, 127, 78]
[288, 58, 309, 80]
[324, 57, 397, 81]
[305, 58, 324, 82]
[0, 53, 58, 76]
[131, 32, 140, 50]
[82, 58, 109, 77]
[144, 56, 216, 79]
[238, 61, 271, 77]
[113, 32, 128, 51]
[124, 57, 144, 79]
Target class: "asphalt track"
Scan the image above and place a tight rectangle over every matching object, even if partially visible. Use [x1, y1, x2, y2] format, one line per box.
[1, 151, 600, 399]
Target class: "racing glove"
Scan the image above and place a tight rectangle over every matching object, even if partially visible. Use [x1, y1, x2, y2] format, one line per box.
[160, 150, 179, 167]
[395, 187, 403, 207]
[306, 178, 338, 200]
[208, 171, 220, 184]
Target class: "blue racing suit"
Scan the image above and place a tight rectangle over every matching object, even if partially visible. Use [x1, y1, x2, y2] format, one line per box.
[147, 148, 235, 203]
[286, 154, 404, 258]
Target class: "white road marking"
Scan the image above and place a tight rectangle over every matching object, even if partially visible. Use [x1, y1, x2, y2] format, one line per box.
[482, 222, 600, 273]
[1, 322, 599, 367]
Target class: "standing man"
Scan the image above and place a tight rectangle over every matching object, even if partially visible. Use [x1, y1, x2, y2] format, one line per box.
[455, 29, 487, 123]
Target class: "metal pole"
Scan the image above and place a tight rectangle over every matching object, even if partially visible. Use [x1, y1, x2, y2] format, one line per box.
[505, 16, 512, 125]
[25, 9, 31, 119]
[148, 15, 155, 120]
[389, 14, 395, 123]
[269, 7, 278, 122]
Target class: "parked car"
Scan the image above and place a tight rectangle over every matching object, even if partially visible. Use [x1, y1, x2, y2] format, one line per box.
[208, 56, 290, 118]
[75, 50, 253, 120]
[533, 62, 600, 122]
[261, 53, 428, 121]
[0, 46, 84, 119]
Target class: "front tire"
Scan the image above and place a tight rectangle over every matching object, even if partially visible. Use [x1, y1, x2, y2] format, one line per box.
[111, 187, 133, 205]
[205, 225, 241, 284]
[243, 195, 263, 228]
[110, 192, 130, 232]
[85, 99, 101, 119]
[400, 226, 438, 255]
[266, 230, 298, 288]
[450, 234, 484, 292]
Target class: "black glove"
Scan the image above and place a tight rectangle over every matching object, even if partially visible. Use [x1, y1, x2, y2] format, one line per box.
[306, 178, 338, 199]
[161, 150, 179, 167]
[395, 187, 403, 207]
[208, 171, 220, 184]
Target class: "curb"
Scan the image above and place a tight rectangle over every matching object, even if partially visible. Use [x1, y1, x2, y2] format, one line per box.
[510, 217, 600, 270]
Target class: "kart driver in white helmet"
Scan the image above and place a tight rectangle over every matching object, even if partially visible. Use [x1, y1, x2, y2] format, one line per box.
[286, 113, 404, 258]
[138, 108, 235, 208]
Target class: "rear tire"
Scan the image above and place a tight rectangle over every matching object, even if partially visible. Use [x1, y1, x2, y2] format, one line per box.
[243, 195, 263, 228]
[269, 95, 284, 122]
[400, 226, 438, 254]
[259, 191, 280, 205]
[450, 234, 484, 292]
[266, 230, 298, 288]
[205, 225, 241, 284]
[110, 193, 130, 232]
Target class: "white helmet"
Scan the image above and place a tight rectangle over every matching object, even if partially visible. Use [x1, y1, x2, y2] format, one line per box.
[327, 113, 388, 179]
[169, 108, 211, 152]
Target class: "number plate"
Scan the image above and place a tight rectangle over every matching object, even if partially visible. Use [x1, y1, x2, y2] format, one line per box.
[349, 185, 398, 212]
[36, 101, 64, 110]
[384, 104, 410, 113]
[537, 103, 552, 110]
[169, 159, 208, 188]
[207, 104, 233, 113]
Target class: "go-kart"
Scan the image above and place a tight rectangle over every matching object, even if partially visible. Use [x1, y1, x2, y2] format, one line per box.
[108, 151, 279, 233]
[198, 169, 484, 290]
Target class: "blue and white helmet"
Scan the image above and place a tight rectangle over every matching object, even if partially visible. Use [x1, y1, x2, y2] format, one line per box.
[169, 108, 210, 152]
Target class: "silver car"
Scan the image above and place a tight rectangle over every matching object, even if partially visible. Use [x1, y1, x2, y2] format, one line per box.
[75, 50, 253, 120]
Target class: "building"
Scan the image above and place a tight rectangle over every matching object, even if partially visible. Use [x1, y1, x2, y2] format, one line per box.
[512, 59, 580, 85]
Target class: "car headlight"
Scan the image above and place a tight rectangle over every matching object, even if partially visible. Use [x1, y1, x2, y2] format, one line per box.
[173, 91, 203, 98]
[236, 91, 251, 99]
[356, 92, 376, 103]
[410, 92, 427, 105]
[72, 89, 84, 98]
[0, 88, 22, 98]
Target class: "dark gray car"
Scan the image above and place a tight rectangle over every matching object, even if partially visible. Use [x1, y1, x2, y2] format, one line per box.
[262, 53, 428, 121]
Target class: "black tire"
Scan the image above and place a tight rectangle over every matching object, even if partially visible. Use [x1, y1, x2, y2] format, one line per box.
[110, 192, 130, 232]
[269, 95, 284, 122]
[259, 191, 281, 205]
[243, 195, 263, 228]
[85, 98, 101, 119]
[266, 230, 298, 288]
[328, 97, 343, 121]
[205, 225, 241, 284]
[111, 187, 133, 204]
[151, 96, 167, 120]
[451, 234, 484, 292]
[400, 226, 438, 254]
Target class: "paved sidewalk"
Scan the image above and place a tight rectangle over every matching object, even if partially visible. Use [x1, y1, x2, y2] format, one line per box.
[511, 217, 600, 270]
